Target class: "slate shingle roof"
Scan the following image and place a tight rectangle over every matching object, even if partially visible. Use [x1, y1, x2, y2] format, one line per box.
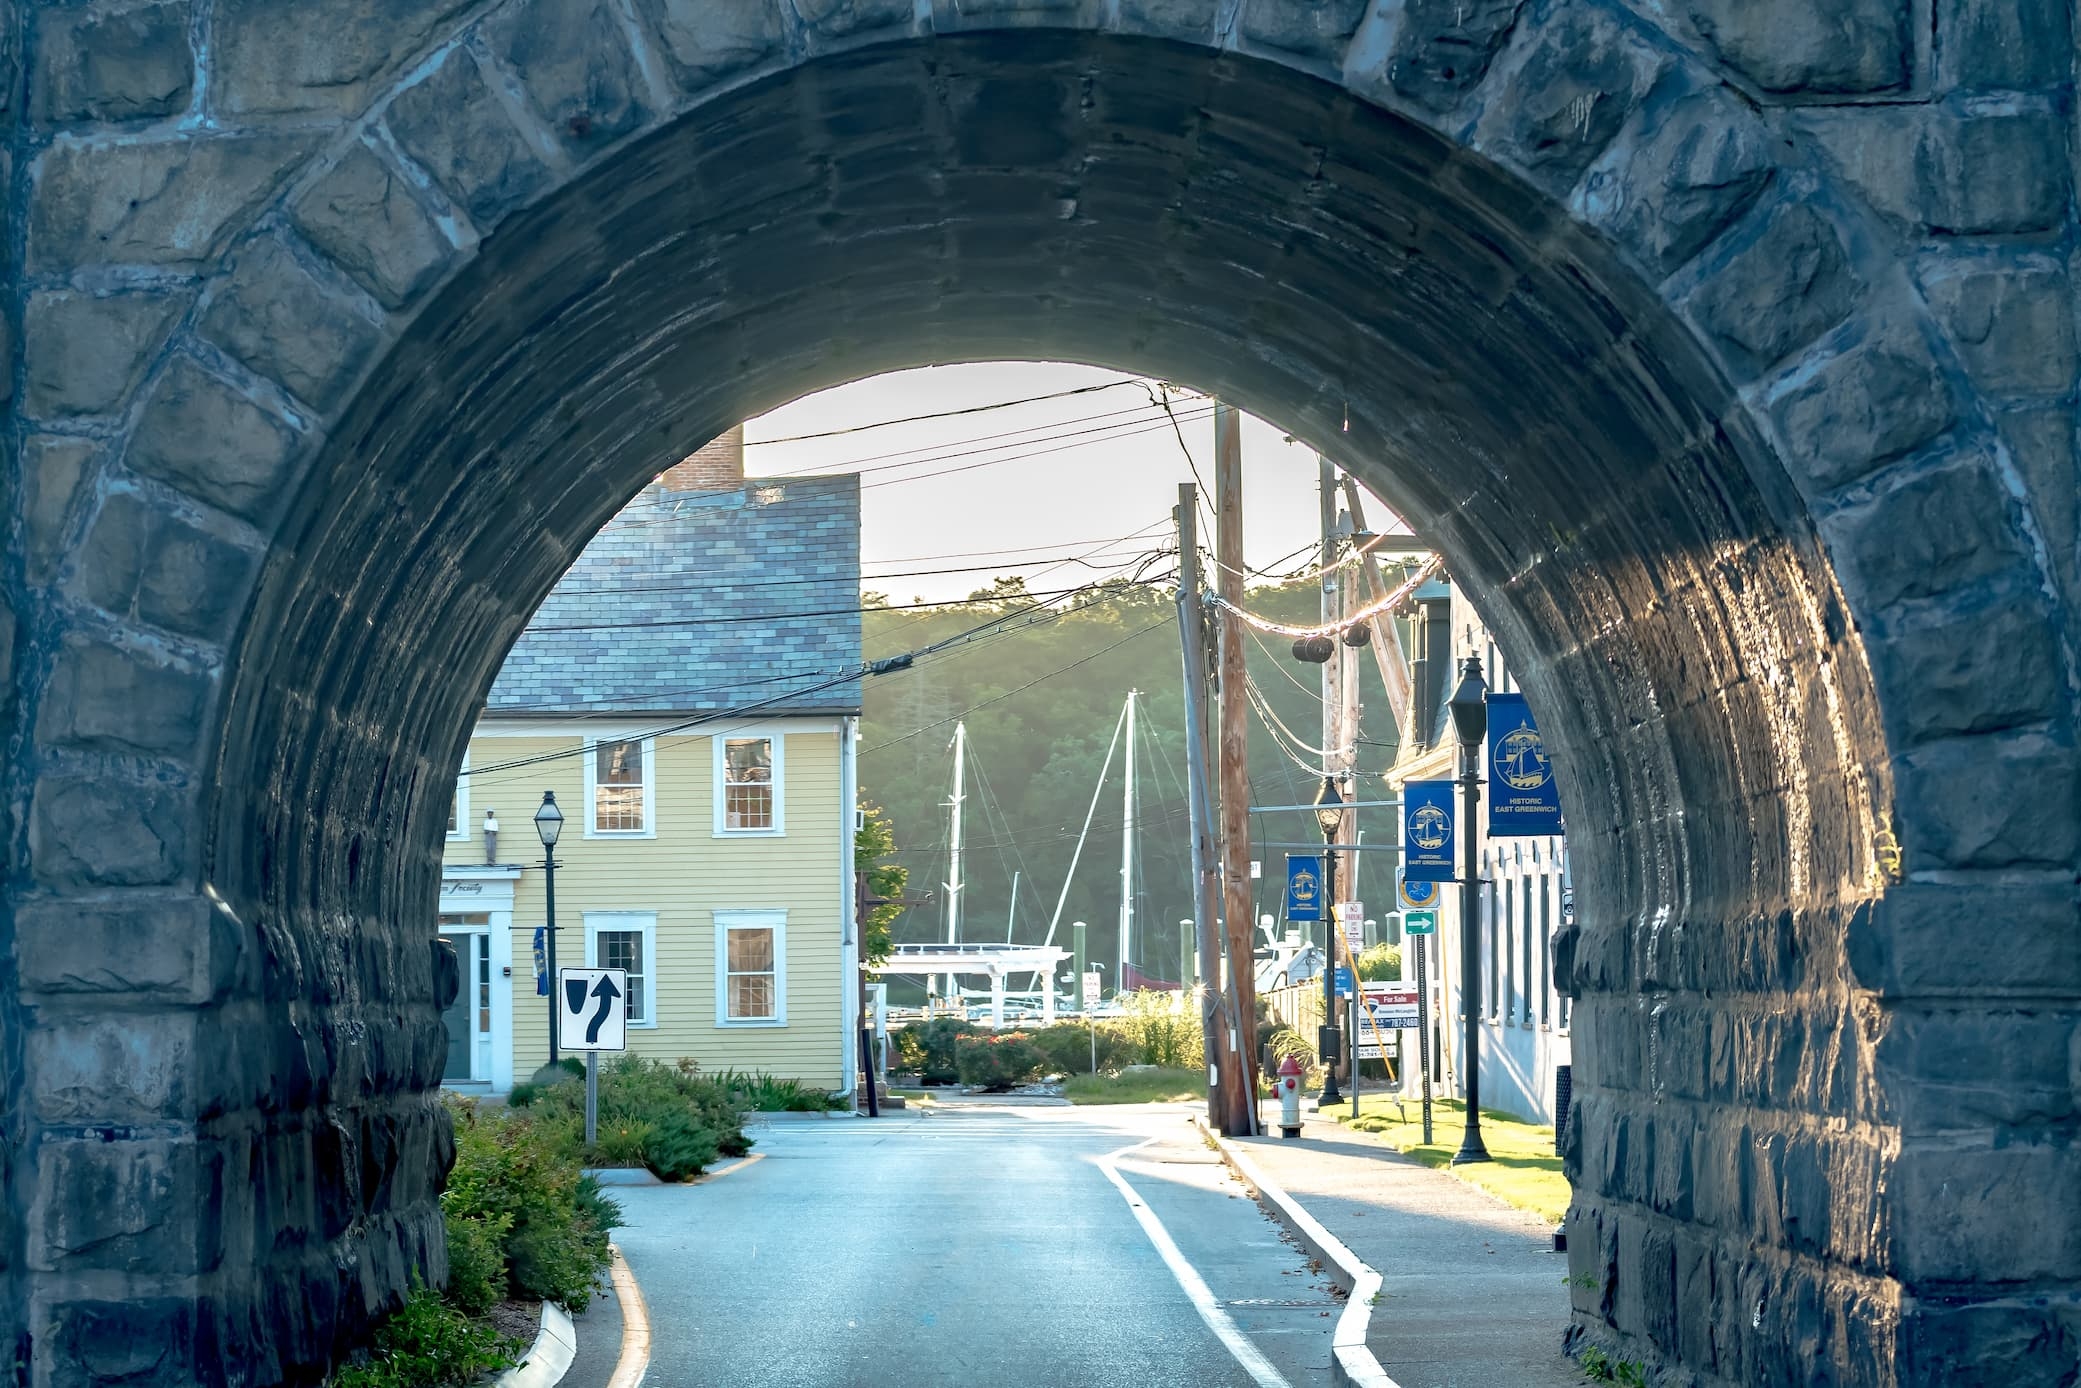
[487, 475, 862, 716]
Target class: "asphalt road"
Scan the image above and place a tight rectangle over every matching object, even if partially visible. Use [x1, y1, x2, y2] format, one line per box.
[606, 1104, 1341, 1387]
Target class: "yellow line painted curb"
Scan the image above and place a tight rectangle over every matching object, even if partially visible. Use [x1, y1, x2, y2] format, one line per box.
[604, 1247, 651, 1388]
[693, 1152, 765, 1184]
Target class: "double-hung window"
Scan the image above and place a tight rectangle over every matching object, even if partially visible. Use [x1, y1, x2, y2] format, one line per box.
[715, 911, 786, 1025]
[587, 737, 654, 836]
[586, 912, 654, 1026]
[714, 734, 784, 835]
[447, 750, 470, 841]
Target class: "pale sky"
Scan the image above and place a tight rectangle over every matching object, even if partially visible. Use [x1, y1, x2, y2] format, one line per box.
[743, 362, 1404, 603]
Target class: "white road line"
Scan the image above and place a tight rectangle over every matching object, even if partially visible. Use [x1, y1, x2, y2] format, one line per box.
[1098, 1139, 1295, 1388]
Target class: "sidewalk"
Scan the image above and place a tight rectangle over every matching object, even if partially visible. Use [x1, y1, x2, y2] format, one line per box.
[1226, 1117, 1580, 1388]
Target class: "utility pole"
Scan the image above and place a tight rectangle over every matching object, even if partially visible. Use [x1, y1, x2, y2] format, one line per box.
[1317, 456, 1346, 1091]
[943, 721, 966, 1010]
[1339, 476, 1416, 733]
[1118, 690, 1138, 984]
[1213, 404, 1258, 1135]
[1176, 484, 1228, 1132]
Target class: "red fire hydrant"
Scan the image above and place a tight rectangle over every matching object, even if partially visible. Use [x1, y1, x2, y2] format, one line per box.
[1278, 1054, 1304, 1139]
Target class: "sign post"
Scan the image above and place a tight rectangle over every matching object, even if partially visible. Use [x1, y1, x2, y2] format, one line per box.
[558, 967, 629, 1147]
[1082, 970, 1102, 1074]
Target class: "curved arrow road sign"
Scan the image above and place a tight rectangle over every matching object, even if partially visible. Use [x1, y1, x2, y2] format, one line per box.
[557, 967, 629, 1052]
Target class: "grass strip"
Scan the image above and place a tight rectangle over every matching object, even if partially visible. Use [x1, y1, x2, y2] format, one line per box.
[1316, 1094, 1570, 1224]
[1062, 1068, 1206, 1105]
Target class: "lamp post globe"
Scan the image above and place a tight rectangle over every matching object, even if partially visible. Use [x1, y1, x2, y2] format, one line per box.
[535, 790, 564, 1064]
[1313, 776, 1345, 1106]
[1447, 656, 1493, 1165]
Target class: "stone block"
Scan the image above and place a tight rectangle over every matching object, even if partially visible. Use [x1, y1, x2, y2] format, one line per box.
[1684, 0, 1909, 94]
[1900, 1298, 2081, 1388]
[1894, 733, 2081, 871]
[1866, 589, 2063, 744]
[31, 773, 196, 886]
[212, 0, 472, 116]
[1819, 450, 2029, 609]
[1769, 313, 1958, 494]
[1687, 201, 1860, 379]
[38, 1298, 198, 1388]
[794, 0, 916, 37]
[16, 892, 242, 1001]
[35, 632, 214, 760]
[2000, 404, 2079, 603]
[1892, 1140, 2081, 1282]
[1579, 85, 1773, 278]
[1376, 0, 1525, 114]
[482, 0, 655, 157]
[22, 288, 187, 418]
[74, 488, 259, 639]
[1797, 106, 2069, 236]
[1873, 1005, 2079, 1130]
[28, 131, 309, 271]
[290, 144, 455, 311]
[125, 355, 302, 525]
[21, 433, 98, 582]
[1937, 0, 2072, 91]
[1473, 5, 1666, 196]
[31, 0, 193, 124]
[1921, 256, 2075, 398]
[30, 1134, 223, 1274]
[632, 0, 785, 91]
[26, 1012, 207, 1124]
[1237, 0, 1368, 59]
[199, 235, 385, 412]
[1851, 881, 2081, 997]
[386, 47, 554, 230]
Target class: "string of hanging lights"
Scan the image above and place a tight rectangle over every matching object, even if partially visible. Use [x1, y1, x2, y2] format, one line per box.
[1202, 554, 1442, 656]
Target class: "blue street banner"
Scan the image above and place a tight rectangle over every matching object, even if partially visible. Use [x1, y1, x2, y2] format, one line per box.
[532, 927, 549, 997]
[1402, 780, 1456, 882]
[1285, 854, 1326, 921]
[1487, 692, 1564, 836]
[1333, 966, 1357, 998]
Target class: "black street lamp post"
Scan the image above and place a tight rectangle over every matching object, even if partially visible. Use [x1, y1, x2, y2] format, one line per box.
[1314, 776, 1344, 1107]
[534, 791, 565, 1066]
[1448, 656, 1493, 1165]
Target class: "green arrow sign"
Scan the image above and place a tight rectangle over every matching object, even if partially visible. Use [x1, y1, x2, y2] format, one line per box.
[1403, 910, 1436, 936]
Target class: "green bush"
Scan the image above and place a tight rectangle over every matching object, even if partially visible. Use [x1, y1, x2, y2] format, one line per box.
[441, 1210, 510, 1317]
[710, 1068, 842, 1112]
[442, 1100, 617, 1311]
[644, 1109, 722, 1181]
[329, 1286, 521, 1388]
[1118, 990, 1203, 1069]
[1029, 1020, 1135, 1076]
[906, 1017, 979, 1084]
[953, 1033, 1044, 1090]
[1355, 942, 1403, 981]
[519, 1055, 751, 1181]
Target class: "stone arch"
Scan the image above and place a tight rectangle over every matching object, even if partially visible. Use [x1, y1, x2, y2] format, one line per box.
[5, 4, 2074, 1385]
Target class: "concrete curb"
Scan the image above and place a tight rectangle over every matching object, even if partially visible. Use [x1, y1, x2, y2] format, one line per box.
[491, 1300, 577, 1388]
[603, 1246, 652, 1388]
[1193, 1115, 1400, 1388]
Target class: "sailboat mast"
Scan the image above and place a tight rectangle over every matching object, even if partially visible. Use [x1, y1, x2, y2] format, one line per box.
[1118, 690, 1137, 985]
[944, 721, 967, 1008]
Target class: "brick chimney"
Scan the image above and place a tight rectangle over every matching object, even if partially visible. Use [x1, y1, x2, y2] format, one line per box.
[658, 424, 745, 492]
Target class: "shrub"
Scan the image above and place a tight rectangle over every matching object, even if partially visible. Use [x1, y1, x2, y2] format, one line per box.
[953, 1033, 1044, 1090]
[442, 1100, 617, 1311]
[1118, 990, 1203, 1070]
[441, 1210, 510, 1317]
[710, 1068, 842, 1112]
[644, 1109, 722, 1181]
[329, 1286, 521, 1388]
[1355, 943, 1403, 982]
[1029, 1020, 1135, 1076]
[906, 1017, 978, 1084]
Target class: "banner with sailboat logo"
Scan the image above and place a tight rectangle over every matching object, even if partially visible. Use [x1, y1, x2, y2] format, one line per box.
[1486, 693, 1563, 836]
[1402, 780, 1455, 882]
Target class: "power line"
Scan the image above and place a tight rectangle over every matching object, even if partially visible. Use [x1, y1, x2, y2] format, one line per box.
[746, 376, 1160, 446]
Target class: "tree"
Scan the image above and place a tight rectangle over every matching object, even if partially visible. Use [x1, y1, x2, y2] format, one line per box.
[855, 804, 907, 967]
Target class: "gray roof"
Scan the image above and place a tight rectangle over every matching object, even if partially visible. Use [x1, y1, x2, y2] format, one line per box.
[487, 475, 862, 716]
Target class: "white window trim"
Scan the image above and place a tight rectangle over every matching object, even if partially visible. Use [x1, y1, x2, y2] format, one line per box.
[714, 909, 786, 1027]
[584, 911, 658, 1029]
[448, 749, 471, 842]
[712, 732, 786, 837]
[584, 736, 657, 839]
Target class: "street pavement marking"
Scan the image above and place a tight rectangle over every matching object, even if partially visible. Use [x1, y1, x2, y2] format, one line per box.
[604, 1246, 652, 1388]
[690, 1152, 765, 1184]
[1098, 1138, 1296, 1388]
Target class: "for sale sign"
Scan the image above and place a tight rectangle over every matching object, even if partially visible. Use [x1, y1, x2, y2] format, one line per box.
[1362, 980, 1422, 1030]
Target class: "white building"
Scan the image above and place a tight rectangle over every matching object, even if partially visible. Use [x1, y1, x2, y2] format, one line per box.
[1388, 574, 1573, 1126]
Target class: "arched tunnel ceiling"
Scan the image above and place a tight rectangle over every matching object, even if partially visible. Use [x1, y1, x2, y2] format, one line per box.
[215, 32, 1884, 947]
